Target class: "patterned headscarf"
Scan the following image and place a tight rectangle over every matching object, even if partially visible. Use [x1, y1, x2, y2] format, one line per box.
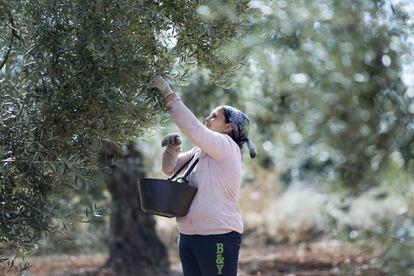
[222, 106, 256, 159]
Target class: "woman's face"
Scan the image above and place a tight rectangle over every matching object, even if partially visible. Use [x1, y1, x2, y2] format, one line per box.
[205, 107, 233, 134]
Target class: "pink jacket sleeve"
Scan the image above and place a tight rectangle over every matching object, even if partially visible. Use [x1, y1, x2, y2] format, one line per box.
[165, 94, 232, 160]
[162, 147, 197, 176]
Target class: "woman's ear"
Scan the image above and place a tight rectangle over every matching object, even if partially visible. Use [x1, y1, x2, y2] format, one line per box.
[225, 124, 233, 134]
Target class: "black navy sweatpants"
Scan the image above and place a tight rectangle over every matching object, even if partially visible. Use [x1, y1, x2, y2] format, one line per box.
[179, 231, 242, 276]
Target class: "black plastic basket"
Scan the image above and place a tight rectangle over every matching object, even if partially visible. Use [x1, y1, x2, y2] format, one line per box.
[138, 155, 199, 218]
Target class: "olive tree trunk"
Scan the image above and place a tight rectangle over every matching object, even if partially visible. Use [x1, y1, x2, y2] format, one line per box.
[99, 141, 169, 276]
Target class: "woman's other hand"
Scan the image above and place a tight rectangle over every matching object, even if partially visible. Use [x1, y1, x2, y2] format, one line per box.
[162, 133, 182, 155]
[162, 133, 182, 147]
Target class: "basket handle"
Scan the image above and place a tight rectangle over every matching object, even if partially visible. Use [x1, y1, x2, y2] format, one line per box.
[176, 158, 199, 183]
[168, 154, 196, 181]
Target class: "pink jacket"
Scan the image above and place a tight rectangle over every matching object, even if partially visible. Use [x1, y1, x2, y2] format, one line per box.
[162, 93, 243, 235]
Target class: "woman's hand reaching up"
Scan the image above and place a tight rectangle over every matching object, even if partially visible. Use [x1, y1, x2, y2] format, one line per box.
[151, 76, 173, 97]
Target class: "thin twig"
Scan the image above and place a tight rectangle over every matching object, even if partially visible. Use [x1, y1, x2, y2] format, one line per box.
[0, 8, 18, 70]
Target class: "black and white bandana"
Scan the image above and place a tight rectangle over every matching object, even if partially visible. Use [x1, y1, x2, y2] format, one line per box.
[223, 106, 256, 159]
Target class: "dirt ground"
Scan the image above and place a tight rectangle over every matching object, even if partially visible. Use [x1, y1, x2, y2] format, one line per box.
[1, 239, 384, 276]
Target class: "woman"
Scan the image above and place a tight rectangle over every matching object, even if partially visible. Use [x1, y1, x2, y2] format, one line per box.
[152, 76, 256, 276]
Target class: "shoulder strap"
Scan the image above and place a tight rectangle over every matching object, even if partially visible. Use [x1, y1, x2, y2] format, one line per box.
[181, 158, 199, 183]
[168, 154, 195, 181]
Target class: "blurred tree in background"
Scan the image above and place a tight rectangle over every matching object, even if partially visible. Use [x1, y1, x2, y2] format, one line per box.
[179, 0, 413, 193]
[0, 0, 248, 267]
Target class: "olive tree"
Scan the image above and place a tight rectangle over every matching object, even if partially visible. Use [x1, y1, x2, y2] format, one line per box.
[0, 0, 248, 268]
